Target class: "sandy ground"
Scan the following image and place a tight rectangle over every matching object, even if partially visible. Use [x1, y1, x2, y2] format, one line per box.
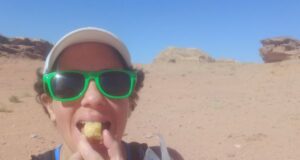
[0, 57, 300, 160]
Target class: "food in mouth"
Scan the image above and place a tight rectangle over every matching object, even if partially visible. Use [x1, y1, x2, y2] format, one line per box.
[81, 122, 102, 140]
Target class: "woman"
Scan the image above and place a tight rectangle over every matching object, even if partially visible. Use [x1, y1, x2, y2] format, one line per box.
[33, 27, 183, 160]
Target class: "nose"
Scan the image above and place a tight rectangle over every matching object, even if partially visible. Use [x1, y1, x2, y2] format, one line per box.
[80, 81, 108, 108]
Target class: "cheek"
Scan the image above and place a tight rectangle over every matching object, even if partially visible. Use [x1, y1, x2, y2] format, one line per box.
[113, 99, 131, 117]
[110, 100, 130, 139]
[52, 103, 75, 132]
[109, 99, 130, 126]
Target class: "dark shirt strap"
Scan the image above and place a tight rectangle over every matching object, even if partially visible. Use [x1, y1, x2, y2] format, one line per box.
[127, 142, 148, 160]
[31, 149, 55, 160]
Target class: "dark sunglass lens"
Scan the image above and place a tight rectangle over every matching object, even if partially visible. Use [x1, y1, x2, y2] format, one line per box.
[100, 71, 131, 96]
[51, 72, 85, 99]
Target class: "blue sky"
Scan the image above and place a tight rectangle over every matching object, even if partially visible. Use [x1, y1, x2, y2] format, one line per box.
[1, 0, 300, 63]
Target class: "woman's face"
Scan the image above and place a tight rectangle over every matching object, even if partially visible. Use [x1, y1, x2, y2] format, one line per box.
[45, 42, 131, 153]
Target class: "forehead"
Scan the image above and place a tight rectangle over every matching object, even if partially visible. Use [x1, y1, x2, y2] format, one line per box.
[57, 42, 125, 71]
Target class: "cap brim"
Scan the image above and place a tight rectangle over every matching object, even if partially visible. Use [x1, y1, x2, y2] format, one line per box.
[43, 27, 131, 73]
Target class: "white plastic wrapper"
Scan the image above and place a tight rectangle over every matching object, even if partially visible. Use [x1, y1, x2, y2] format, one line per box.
[143, 134, 171, 160]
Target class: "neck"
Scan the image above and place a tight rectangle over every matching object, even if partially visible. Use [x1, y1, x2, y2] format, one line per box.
[60, 142, 72, 160]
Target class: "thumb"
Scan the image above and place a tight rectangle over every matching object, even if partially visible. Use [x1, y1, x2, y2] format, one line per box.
[103, 130, 124, 159]
[78, 137, 104, 160]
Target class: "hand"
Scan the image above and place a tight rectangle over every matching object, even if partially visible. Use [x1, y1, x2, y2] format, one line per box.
[102, 130, 125, 160]
[69, 129, 125, 160]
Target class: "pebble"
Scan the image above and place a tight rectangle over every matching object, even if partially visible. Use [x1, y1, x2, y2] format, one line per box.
[234, 144, 242, 149]
[30, 133, 38, 139]
[144, 133, 154, 139]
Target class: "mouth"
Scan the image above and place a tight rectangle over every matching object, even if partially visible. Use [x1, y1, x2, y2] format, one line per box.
[76, 121, 111, 133]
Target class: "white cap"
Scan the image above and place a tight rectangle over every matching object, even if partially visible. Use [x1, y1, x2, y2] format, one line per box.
[43, 27, 132, 73]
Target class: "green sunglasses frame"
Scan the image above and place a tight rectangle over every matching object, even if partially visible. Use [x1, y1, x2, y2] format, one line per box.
[43, 69, 137, 102]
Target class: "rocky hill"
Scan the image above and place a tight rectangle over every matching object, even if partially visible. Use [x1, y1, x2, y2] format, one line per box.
[153, 47, 215, 64]
[1, 33, 300, 64]
[260, 37, 300, 63]
[0, 34, 52, 59]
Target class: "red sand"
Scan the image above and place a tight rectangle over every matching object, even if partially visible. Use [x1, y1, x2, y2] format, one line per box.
[1, 58, 300, 160]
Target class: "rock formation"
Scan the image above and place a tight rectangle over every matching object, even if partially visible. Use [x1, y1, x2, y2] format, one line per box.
[0, 34, 53, 59]
[260, 37, 300, 63]
[154, 47, 215, 63]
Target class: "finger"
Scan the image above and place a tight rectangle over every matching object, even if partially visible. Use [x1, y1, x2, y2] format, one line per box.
[103, 129, 118, 149]
[78, 137, 104, 160]
[68, 152, 83, 160]
[103, 129, 124, 159]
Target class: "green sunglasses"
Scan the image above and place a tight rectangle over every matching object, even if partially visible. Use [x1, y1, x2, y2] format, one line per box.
[43, 69, 137, 102]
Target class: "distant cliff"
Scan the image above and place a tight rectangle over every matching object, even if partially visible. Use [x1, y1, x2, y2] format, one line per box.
[260, 37, 300, 63]
[0, 34, 53, 59]
[154, 47, 216, 64]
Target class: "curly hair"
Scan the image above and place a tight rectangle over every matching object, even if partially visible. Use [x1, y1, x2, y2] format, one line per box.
[34, 66, 145, 116]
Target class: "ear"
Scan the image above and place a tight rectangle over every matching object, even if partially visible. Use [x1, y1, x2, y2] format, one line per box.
[40, 93, 56, 122]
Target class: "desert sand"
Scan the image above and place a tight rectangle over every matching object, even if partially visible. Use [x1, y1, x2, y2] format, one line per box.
[0, 57, 300, 160]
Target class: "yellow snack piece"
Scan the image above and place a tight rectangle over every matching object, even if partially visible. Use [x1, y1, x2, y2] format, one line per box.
[82, 122, 102, 140]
